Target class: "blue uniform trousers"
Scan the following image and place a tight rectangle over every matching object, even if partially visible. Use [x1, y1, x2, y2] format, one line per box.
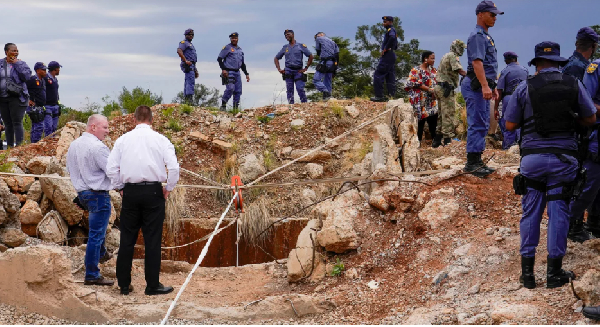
[222, 71, 242, 104]
[45, 104, 60, 134]
[79, 190, 111, 281]
[569, 130, 600, 221]
[373, 52, 396, 98]
[27, 106, 45, 144]
[313, 61, 334, 94]
[461, 76, 490, 153]
[284, 68, 307, 104]
[498, 117, 520, 149]
[181, 63, 195, 96]
[520, 153, 578, 258]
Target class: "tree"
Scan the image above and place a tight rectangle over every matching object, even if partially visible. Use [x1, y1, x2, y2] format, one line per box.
[306, 36, 373, 101]
[591, 25, 600, 60]
[118, 87, 163, 114]
[354, 17, 422, 98]
[101, 95, 120, 117]
[172, 83, 221, 107]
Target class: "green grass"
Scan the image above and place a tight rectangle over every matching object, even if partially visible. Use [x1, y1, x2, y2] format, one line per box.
[330, 102, 345, 119]
[167, 118, 182, 132]
[256, 116, 272, 124]
[180, 104, 194, 115]
[263, 150, 276, 171]
[0, 150, 14, 173]
[330, 258, 345, 277]
[162, 107, 176, 117]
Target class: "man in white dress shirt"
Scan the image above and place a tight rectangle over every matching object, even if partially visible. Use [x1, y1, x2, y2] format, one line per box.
[66, 114, 114, 286]
[106, 106, 180, 296]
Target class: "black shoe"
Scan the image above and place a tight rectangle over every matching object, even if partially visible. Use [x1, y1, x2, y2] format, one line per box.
[443, 137, 452, 146]
[569, 217, 593, 243]
[184, 95, 193, 105]
[519, 256, 536, 289]
[145, 283, 174, 296]
[120, 284, 134, 295]
[219, 101, 227, 112]
[322, 92, 331, 101]
[84, 276, 114, 286]
[546, 256, 575, 288]
[586, 214, 600, 238]
[233, 102, 239, 112]
[583, 306, 600, 320]
[476, 152, 496, 173]
[464, 153, 493, 178]
[370, 96, 387, 102]
[432, 135, 443, 148]
[99, 252, 113, 264]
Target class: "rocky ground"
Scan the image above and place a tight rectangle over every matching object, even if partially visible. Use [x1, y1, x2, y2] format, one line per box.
[0, 99, 599, 324]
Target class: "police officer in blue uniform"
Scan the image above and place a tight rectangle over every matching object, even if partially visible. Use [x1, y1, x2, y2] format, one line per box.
[462, 1, 503, 178]
[494, 52, 528, 150]
[563, 27, 599, 81]
[44, 61, 61, 134]
[274, 30, 313, 105]
[313, 32, 339, 101]
[504, 41, 597, 289]
[567, 56, 600, 244]
[370, 16, 398, 103]
[26, 62, 47, 143]
[218, 32, 249, 112]
[177, 28, 198, 104]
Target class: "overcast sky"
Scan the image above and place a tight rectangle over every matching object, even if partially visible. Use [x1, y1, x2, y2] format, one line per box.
[2, 0, 597, 110]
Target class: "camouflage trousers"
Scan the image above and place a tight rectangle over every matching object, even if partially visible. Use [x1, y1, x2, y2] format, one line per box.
[433, 85, 456, 138]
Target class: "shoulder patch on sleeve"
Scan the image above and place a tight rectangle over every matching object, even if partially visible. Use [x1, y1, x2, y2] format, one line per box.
[302, 44, 307, 47]
[587, 63, 598, 74]
[387, 28, 391, 32]
[222, 46, 226, 50]
[181, 41, 185, 44]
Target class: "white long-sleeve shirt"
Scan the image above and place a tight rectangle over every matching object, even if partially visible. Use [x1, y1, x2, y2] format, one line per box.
[106, 124, 180, 191]
[66, 132, 112, 192]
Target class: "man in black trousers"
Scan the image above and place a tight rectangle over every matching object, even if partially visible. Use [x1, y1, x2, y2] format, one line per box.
[107, 105, 180, 295]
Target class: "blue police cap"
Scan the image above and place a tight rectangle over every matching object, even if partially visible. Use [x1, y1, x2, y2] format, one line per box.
[229, 32, 239, 38]
[184, 28, 194, 35]
[48, 61, 61, 69]
[528, 41, 569, 67]
[475, 0, 504, 15]
[503, 51, 518, 59]
[284, 29, 294, 35]
[34, 62, 47, 70]
[576, 27, 599, 43]
[382, 16, 394, 22]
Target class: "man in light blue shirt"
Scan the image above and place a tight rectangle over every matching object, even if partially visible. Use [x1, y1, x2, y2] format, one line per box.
[66, 114, 114, 287]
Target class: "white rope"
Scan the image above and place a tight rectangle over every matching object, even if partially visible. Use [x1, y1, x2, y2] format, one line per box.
[160, 191, 239, 325]
[180, 167, 227, 187]
[246, 107, 392, 187]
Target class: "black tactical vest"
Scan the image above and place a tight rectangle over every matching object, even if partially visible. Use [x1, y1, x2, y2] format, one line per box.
[522, 72, 579, 138]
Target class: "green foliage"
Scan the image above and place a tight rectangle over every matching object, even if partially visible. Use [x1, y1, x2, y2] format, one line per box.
[57, 103, 96, 129]
[256, 116, 272, 124]
[118, 87, 162, 114]
[0, 150, 13, 173]
[172, 83, 221, 107]
[180, 104, 194, 115]
[101, 95, 120, 118]
[263, 150, 276, 171]
[456, 93, 465, 106]
[330, 258, 345, 277]
[330, 102, 345, 118]
[167, 118, 182, 132]
[162, 107, 176, 117]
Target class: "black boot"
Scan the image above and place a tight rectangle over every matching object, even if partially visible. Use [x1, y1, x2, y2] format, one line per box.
[464, 153, 493, 178]
[184, 95, 193, 105]
[519, 256, 536, 289]
[370, 96, 387, 102]
[233, 102, 239, 112]
[586, 214, 600, 238]
[583, 306, 600, 320]
[432, 134, 443, 148]
[476, 152, 495, 173]
[546, 256, 575, 288]
[443, 137, 452, 146]
[219, 101, 227, 112]
[323, 92, 331, 101]
[568, 216, 593, 243]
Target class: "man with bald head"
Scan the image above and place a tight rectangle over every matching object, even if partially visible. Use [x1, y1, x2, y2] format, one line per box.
[66, 114, 114, 286]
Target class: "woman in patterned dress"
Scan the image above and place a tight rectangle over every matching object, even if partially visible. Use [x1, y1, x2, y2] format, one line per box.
[405, 51, 439, 145]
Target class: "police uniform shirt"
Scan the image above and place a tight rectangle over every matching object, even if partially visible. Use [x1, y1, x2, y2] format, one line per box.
[26, 75, 46, 107]
[466, 25, 498, 79]
[178, 40, 197, 63]
[504, 67, 596, 151]
[315, 36, 339, 59]
[45, 74, 59, 106]
[563, 51, 590, 81]
[275, 42, 312, 69]
[497, 62, 529, 98]
[583, 59, 600, 154]
[218, 44, 244, 70]
[381, 27, 398, 51]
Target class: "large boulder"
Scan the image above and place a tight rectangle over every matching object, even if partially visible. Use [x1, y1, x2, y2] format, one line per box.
[239, 153, 266, 182]
[387, 99, 420, 172]
[0, 179, 21, 214]
[418, 198, 460, 229]
[26, 156, 53, 175]
[305, 163, 324, 179]
[37, 210, 68, 243]
[574, 269, 600, 306]
[371, 123, 402, 175]
[0, 206, 6, 226]
[55, 121, 86, 164]
[290, 150, 332, 163]
[109, 190, 122, 219]
[27, 180, 43, 203]
[105, 228, 120, 253]
[2, 166, 35, 193]
[0, 246, 110, 323]
[20, 200, 43, 225]
[39, 174, 83, 226]
[315, 190, 362, 253]
[288, 219, 325, 282]
[0, 228, 27, 247]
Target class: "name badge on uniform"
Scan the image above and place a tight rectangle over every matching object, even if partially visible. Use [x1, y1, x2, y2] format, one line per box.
[588, 63, 598, 74]
[36, 80, 40, 86]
